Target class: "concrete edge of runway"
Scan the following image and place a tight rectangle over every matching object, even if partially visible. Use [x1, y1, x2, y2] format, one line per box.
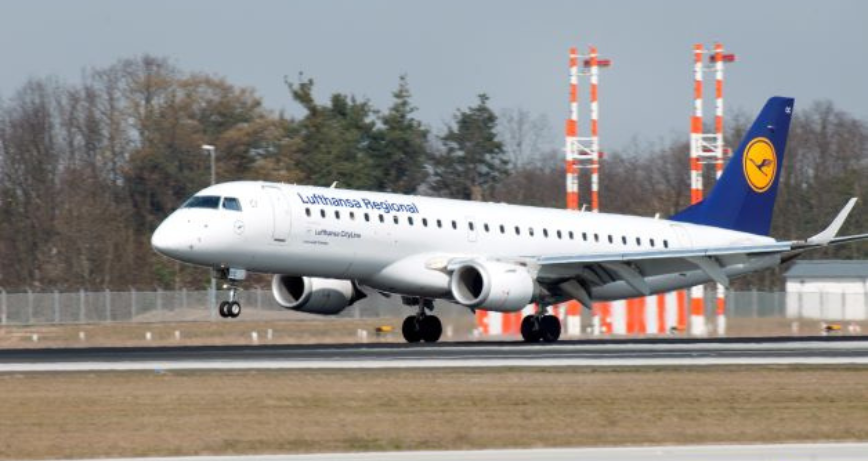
[46, 442, 868, 461]
[3, 334, 868, 358]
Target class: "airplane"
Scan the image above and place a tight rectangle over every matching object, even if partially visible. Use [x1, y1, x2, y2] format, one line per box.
[151, 97, 868, 343]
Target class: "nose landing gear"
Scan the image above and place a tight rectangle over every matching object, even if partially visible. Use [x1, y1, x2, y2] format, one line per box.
[216, 268, 246, 319]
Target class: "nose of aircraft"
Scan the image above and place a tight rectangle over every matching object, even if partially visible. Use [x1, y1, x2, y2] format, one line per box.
[151, 215, 186, 259]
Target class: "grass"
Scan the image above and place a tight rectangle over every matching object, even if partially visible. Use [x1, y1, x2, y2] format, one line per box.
[0, 366, 867, 459]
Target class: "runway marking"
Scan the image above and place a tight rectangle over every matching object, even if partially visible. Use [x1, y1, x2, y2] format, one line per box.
[4, 356, 868, 372]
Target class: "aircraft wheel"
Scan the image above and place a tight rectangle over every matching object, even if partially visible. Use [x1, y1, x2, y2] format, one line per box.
[227, 301, 242, 318]
[540, 315, 561, 343]
[218, 301, 230, 318]
[420, 315, 442, 343]
[521, 315, 541, 342]
[402, 315, 422, 343]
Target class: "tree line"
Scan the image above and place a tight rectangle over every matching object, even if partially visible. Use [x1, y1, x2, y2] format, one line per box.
[0, 55, 865, 291]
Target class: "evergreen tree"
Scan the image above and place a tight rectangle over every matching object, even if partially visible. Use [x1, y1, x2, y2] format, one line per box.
[288, 78, 376, 189]
[370, 75, 429, 193]
[431, 94, 508, 200]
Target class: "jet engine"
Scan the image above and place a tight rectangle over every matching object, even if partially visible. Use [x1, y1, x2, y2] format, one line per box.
[271, 275, 360, 315]
[449, 260, 537, 312]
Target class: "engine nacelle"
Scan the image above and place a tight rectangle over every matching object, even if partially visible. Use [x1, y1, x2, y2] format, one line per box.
[449, 260, 537, 312]
[272, 275, 357, 315]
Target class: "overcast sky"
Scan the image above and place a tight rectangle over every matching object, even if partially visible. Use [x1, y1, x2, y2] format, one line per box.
[1, 0, 866, 152]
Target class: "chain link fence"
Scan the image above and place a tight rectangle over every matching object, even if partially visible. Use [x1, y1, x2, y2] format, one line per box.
[0, 288, 866, 326]
[0, 288, 468, 326]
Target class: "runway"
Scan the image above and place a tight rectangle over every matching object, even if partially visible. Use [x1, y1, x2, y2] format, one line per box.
[60, 443, 868, 461]
[2, 336, 868, 372]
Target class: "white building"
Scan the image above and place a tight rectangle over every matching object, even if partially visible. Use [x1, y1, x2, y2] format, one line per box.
[784, 260, 868, 320]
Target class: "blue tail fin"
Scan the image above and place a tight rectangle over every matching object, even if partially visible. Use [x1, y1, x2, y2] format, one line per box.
[670, 96, 794, 235]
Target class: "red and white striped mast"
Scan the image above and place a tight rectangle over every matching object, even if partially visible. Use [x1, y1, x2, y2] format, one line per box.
[565, 47, 580, 211]
[565, 45, 610, 213]
[688, 42, 735, 336]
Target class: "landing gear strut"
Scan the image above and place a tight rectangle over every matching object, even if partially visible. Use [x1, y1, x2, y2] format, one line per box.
[401, 298, 442, 343]
[521, 307, 561, 343]
[216, 268, 246, 319]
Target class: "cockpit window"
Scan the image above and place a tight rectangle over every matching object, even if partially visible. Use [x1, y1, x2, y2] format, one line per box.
[222, 197, 242, 211]
[182, 195, 221, 209]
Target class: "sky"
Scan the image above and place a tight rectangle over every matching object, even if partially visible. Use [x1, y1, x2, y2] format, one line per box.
[1, 0, 866, 152]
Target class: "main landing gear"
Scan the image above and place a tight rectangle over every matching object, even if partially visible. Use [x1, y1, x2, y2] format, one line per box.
[216, 268, 246, 319]
[521, 309, 561, 343]
[401, 298, 442, 343]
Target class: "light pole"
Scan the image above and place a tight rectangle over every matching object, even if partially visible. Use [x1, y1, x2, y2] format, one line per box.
[202, 144, 217, 318]
[202, 144, 216, 186]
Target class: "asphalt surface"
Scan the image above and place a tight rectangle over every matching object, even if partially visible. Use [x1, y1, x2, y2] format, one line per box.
[55, 443, 868, 461]
[3, 336, 868, 372]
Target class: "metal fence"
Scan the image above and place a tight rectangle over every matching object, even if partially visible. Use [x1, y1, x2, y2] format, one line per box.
[725, 290, 868, 320]
[0, 288, 865, 326]
[0, 288, 465, 326]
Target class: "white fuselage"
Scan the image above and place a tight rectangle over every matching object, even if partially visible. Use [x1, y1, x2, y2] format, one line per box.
[152, 181, 778, 306]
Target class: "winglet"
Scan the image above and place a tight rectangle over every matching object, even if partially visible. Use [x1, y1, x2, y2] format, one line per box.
[807, 198, 858, 245]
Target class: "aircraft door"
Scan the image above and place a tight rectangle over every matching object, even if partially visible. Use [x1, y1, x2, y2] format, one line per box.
[264, 185, 291, 243]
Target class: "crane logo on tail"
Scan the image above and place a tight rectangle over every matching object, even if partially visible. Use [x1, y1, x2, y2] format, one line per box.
[743, 137, 777, 193]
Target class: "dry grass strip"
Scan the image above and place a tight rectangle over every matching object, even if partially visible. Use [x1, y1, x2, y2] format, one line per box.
[1, 366, 867, 459]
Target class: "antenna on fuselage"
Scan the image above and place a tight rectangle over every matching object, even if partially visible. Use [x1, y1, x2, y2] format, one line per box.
[330, 181, 338, 189]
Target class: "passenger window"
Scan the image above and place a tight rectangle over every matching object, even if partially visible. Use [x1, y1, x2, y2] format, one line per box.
[408, 216, 414, 226]
[499, 225, 505, 234]
[422, 218, 428, 227]
[529, 227, 534, 237]
[305, 208, 311, 217]
[469, 222, 474, 231]
[437, 219, 442, 228]
[451, 220, 457, 230]
[594, 233, 599, 242]
[650, 239, 655, 248]
[543, 229, 549, 238]
[582, 232, 588, 241]
[393, 215, 399, 224]
[350, 211, 356, 220]
[569, 231, 574, 240]
[364, 213, 370, 222]
[557, 230, 562, 239]
[608, 235, 613, 244]
[484, 224, 490, 232]
[320, 209, 326, 218]
[636, 237, 641, 246]
[515, 226, 520, 235]
[664, 240, 669, 248]
[379, 214, 385, 223]
[621, 236, 627, 245]
[335, 210, 340, 220]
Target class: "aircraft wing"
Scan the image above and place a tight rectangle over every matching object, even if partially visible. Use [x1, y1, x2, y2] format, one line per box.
[535, 242, 792, 295]
[534, 198, 867, 306]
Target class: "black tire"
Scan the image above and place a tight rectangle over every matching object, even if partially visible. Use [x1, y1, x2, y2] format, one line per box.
[402, 315, 422, 343]
[540, 315, 561, 343]
[420, 315, 443, 343]
[228, 301, 242, 318]
[520, 315, 541, 342]
[218, 301, 230, 318]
